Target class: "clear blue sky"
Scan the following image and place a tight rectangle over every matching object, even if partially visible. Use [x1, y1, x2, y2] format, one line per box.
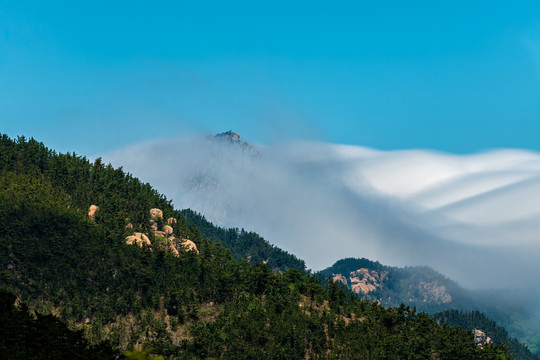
[1, 1, 540, 155]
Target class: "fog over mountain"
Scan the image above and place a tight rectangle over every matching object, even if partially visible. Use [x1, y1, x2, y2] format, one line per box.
[101, 133, 540, 290]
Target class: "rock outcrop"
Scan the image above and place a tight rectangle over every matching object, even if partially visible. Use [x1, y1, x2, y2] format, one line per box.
[123, 208, 199, 256]
[125, 232, 151, 247]
[180, 239, 199, 254]
[333, 274, 347, 286]
[213, 131, 259, 154]
[348, 268, 388, 295]
[163, 225, 174, 235]
[150, 208, 163, 219]
[418, 281, 452, 304]
[473, 329, 492, 347]
[88, 205, 99, 221]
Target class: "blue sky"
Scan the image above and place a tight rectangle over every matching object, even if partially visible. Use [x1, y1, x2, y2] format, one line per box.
[1, 1, 540, 155]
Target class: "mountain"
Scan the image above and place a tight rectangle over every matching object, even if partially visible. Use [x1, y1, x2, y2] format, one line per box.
[212, 130, 259, 154]
[0, 133, 514, 359]
[318, 257, 540, 359]
[100, 133, 540, 293]
[317, 258, 471, 311]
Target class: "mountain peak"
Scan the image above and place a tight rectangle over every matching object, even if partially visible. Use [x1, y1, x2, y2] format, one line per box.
[215, 130, 241, 143]
[213, 130, 258, 154]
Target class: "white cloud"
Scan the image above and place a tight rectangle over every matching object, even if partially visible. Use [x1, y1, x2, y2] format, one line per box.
[101, 135, 540, 289]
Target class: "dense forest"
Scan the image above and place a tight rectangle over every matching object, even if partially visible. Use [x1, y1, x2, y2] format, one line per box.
[318, 258, 540, 358]
[0, 134, 518, 358]
[434, 310, 539, 360]
[0, 288, 116, 359]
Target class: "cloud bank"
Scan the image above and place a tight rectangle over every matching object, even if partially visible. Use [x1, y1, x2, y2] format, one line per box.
[101, 135, 540, 289]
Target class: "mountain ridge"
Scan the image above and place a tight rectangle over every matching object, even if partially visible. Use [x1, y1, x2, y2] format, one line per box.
[0, 133, 524, 359]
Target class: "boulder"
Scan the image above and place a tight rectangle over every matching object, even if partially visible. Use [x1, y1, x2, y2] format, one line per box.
[125, 232, 151, 247]
[150, 208, 163, 219]
[163, 225, 174, 235]
[88, 205, 99, 221]
[167, 217, 177, 225]
[169, 244, 180, 257]
[181, 239, 199, 254]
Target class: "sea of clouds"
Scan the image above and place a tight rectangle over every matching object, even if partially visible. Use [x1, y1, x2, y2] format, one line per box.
[101, 134, 540, 290]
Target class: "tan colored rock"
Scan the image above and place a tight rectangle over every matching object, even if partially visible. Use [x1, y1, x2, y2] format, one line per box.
[167, 217, 177, 225]
[351, 281, 377, 294]
[169, 244, 180, 257]
[348, 268, 388, 295]
[150, 208, 163, 219]
[88, 205, 99, 221]
[473, 329, 492, 347]
[154, 230, 166, 238]
[125, 232, 151, 247]
[181, 239, 199, 254]
[150, 221, 158, 231]
[163, 225, 174, 235]
[125, 223, 133, 230]
[333, 274, 347, 286]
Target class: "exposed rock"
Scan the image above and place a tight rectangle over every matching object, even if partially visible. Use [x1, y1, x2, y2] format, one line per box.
[88, 205, 99, 221]
[418, 281, 452, 304]
[163, 225, 174, 235]
[216, 130, 241, 143]
[181, 239, 199, 254]
[213, 130, 259, 154]
[473, 329, 492, 347]
[348, 268, 388, 295]
[154, 230, 166, 239]
[125, 232, 151, 247]
[333, 274, 348, 286]
[167, 217, 177, 225]
[125, 223, 133, 230]
[150, 208, 163, 219]
[169, 244, 180, 257]
[150, 221, 158, 231]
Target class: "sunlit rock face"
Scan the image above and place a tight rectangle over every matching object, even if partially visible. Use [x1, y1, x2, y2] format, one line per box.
[88, 205, 99, 221]
[348, 268, 388, 295]
[473, 329, 492, 347]
[125, 232, 151, 247]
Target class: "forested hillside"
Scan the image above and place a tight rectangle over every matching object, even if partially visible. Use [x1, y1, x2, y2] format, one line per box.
[434, 310, 539, 360]
[0, 134, 514, 359]
[181, 209, 306, 272]
[318, 258, 540, 359]
[0, 289, 117, 359]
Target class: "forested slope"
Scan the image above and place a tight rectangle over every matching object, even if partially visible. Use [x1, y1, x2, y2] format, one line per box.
[318, 258, 540, 359]
[0, 134, 513, 359]
[434, 310, 539, 360]
[181, 209, 306, 272]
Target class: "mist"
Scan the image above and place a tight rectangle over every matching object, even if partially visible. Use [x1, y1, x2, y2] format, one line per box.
[101, 134, 540, 290]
